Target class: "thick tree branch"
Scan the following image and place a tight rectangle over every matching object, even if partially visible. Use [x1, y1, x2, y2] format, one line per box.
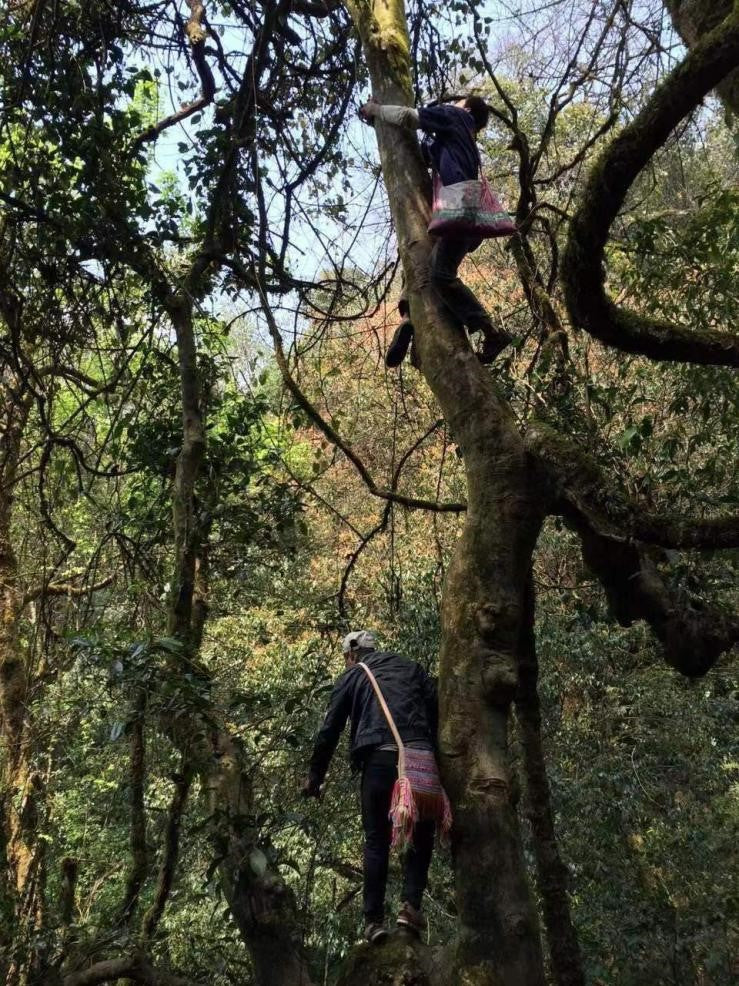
[526, 420, 739, 550]
[62, 953, 201, 986]
[565, 508, 738, 677]
[665, 0, 739, 115]
[22, 574, 113, 608]
[562, 6, 739, 365]
[59, 857, 78, 930]
[117, 695, 148, 926]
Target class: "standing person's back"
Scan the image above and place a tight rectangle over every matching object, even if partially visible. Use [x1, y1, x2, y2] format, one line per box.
[303, 631, 446, 943]
[308, 647, 437, 778]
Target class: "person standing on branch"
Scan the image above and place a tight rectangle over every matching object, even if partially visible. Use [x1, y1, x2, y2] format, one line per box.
[359, 95, 514, 368]
[303, 630, 450, 943]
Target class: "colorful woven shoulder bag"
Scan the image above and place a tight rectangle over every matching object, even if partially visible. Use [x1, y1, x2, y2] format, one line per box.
[358, 662, 452, 849]
[427, 145, 516, 239]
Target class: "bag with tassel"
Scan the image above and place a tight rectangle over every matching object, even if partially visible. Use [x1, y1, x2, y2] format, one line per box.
[358, 662, 452, 849]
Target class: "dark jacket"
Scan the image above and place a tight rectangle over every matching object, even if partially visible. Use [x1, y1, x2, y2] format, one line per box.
[417, 104, 480, 186]
[308, 650, 438, 784]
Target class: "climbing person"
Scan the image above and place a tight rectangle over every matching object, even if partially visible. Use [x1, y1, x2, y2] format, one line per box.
[359, 94, 514, 368]
[302, 630, 450, 944]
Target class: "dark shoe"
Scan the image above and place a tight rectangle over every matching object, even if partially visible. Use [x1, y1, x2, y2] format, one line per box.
[385, 319, 414, 368]
[364, 921, 389, 944]
[396, 901, 425, 937]
[478, 328, 512, 365]
[409, 336, 421, 370]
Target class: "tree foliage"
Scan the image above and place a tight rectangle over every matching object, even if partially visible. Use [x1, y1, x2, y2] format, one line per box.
[0, 1, 736, 984]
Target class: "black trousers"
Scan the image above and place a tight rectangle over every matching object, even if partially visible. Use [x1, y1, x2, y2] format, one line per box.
[361, 749, 435, 922]
[397, 235, 490, 332]
[429, 235, 489, 331]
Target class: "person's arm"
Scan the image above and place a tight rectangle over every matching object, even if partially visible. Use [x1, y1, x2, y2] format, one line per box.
[306, 670, 355, 791]
[359, 98, 419, 129]
[360, 99, 460, 136]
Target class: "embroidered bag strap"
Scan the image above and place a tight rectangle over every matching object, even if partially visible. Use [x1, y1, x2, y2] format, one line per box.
[358, 662, 406, 778]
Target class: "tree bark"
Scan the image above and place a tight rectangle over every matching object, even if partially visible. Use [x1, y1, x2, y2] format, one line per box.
[335, 933, 446, 986]
[665, 0, 739, 115]
[344, 2, 547, 982]
[0, 379, 45, 978]
[164, 294, 315, 986]
[516, 575, 585, 986]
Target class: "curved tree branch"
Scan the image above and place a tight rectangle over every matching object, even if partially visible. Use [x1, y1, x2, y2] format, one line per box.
[562, 6, 739, 365]
[253, 268, 466, 513]
[564, 507, 738, 677]
[140, 767, 193, 941]
[526, 420, 739, 550]
[131, 1, 216, 150]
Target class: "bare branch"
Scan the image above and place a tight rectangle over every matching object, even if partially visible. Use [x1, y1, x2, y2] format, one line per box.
[141, 768, 193, 941]
[131, 1, 216, 150]
[243, 194, 465, 514]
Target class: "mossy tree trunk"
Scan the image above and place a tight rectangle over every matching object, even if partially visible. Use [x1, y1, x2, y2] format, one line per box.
[163, 292, 315, 986]
[0, 368, 45, 986]
[344, 3, 547, 982]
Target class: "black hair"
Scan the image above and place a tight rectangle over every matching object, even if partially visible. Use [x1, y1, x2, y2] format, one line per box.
[464, 95, 490, 132]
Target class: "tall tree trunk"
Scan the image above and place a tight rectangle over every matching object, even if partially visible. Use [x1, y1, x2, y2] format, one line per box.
[344, 2, 547, 981]
[0, 386, 45, 984]
[516, 575, 585, 986]
[165, 295, 315, 986]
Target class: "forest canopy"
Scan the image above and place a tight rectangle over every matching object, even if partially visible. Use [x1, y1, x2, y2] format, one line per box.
[0, 1, 737, 985]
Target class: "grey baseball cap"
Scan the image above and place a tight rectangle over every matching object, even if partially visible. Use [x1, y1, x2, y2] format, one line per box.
[341, 630, 377, 653]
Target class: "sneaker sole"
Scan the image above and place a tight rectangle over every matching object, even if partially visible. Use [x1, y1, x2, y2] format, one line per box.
[478, 333, 512, 365]
[396, 917, 423, 937]
[366, 927, 389, 944]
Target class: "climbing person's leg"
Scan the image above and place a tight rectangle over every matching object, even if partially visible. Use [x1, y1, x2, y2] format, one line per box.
[360, 750, 396, 940]
[397, 818, 435, 936]
[386, 320, 414, 368]
[386, 272, 414, 368]
[397, 274, 410, 318]
[430, 235, 511, 364]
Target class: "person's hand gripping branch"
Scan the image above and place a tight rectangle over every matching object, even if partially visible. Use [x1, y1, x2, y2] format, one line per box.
[358, 95, 380, 125]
